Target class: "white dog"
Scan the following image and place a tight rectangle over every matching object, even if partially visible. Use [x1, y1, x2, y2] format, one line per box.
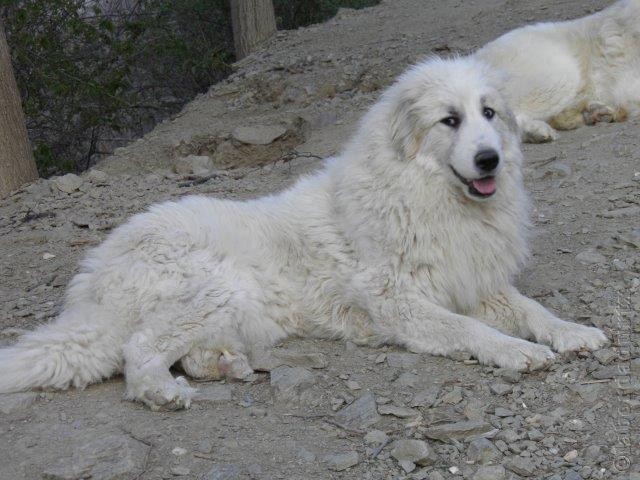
[476, 0, 640, 142]
[0, 57, 607, 410]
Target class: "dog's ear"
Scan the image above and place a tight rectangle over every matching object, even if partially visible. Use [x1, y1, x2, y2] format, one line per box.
[389, 95, 425, 160]
[498, 102, 519, 134]
[482, 69, 519, 134]
[485, 87, 519, 135]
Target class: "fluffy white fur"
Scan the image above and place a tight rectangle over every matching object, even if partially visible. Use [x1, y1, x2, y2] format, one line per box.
[476, 0, 640, 142]
[0, 57, 607, 410]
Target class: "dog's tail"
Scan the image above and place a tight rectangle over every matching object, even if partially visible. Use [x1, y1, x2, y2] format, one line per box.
[0, 308, 122, 393]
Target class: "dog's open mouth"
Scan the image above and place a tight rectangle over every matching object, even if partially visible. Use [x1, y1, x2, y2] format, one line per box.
[450, 167, 497, 198]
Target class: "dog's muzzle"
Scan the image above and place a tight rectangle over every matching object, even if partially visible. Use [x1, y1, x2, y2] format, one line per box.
[450, 166, 497, 198]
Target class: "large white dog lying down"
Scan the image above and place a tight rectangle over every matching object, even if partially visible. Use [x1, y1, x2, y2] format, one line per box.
[476, 0, 640, 143]
[0, 57, 607, 410]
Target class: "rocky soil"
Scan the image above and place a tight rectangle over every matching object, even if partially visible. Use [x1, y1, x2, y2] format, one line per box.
[1, 0, 638, 479]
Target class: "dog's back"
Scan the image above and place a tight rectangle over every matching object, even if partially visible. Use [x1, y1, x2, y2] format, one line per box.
[476, 0, 640, 142]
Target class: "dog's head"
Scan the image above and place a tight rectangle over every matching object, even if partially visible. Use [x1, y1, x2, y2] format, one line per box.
[384, 57, 520, 201]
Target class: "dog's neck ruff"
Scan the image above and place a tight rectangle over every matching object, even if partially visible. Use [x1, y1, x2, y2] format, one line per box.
[331, 133, 529, 313]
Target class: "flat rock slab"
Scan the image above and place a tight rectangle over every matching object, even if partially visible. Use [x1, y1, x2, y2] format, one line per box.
[325, 451, 359, 471]
[494, 407, 515, 417]
[270, 366, 315, 393]
[575, 249, 606, 265]
[590, 366, 625, 379]
[394, 372, 419, 388]
[334, 392, 381, 430]
[53, 173, 83, 193]
[466, 437, 501, 464]
[42, 434, 150, 480]
[193, 384, 233, 402]
[386, 352, 419, 368]
[411, 387, 441, 408]
[364, 429, 388, 445]
[276, 352, 328, 369]
[440, 387, 464, 404]
[172, 155, 214, 175]
[252, 350, 328, 371]
[87, 169, 109, 185]
[489, 382, 513, 396]
[390, 439, 438, 467]
[232, 125, 287, 145]
[617, 228, 640, 248]
[378, 404, 421, 419]
[592, 348, 617, 365]
[473, 465, 506, 480]
[504, 456, 536, 477]
[423, 420, 493, 442]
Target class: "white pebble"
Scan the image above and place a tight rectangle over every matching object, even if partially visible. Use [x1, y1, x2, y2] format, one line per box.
[171, 447, 187, 456]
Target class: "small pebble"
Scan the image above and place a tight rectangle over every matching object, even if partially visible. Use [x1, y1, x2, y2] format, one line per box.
[489, 383, 513, 396]
[346, 380, 361, 390]
[197, 439, 213, 454]
[171, 447, 187, 456]
[563, 449, 579, 462]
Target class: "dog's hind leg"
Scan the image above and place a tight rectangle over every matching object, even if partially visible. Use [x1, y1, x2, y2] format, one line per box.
[122, 284, 250, 410]
[549, 102, 587, 131]
[122, 326, 200, 411]
[548, 101, 627, 130]
[582, 102, 628, 125]
[472, 287, 608, 353]
[180, 345, 253, 381]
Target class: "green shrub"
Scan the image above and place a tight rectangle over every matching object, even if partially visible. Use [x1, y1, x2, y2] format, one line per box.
[1, 0, 379, 175]
[2, 0, 135, 174]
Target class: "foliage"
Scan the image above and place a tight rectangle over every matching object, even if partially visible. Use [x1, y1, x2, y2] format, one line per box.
[0, 0, 378, 175]
[123, 0, 233, 97]
[2, 0, 132, 173]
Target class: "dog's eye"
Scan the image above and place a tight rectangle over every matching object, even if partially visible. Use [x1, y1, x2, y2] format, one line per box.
[440, 116, 460, 128]
[483, 107, 495, 120]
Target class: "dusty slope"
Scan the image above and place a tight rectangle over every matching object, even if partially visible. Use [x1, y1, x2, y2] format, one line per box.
[1, 0, 639, 479]
[97, 0, 612, 176]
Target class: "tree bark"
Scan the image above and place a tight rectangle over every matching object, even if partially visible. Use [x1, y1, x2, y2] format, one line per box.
[230, 0, 276, 60]
[0, 22, 37, 198]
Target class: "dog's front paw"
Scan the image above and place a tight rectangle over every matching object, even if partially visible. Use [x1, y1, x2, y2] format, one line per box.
[482, 338, 555, 372]
[546, 321, 608, 353]
[521, 120, 559, 144]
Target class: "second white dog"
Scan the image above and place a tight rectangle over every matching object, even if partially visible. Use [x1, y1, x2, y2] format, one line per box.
[477, 0, 640, 142]
[0, 57, 607, 409]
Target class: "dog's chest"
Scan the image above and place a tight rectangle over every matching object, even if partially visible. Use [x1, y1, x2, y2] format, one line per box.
[403, 209, 526, 311]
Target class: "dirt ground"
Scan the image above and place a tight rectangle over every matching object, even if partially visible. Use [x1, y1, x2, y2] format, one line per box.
[1, 0, 638, 479]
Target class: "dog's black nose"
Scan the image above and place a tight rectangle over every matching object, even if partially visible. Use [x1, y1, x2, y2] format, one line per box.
[474, 149, 500, 172]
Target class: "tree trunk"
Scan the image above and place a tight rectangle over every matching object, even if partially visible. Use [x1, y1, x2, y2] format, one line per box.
[0, 22, 37, 198]
[230, 0, 276, 60]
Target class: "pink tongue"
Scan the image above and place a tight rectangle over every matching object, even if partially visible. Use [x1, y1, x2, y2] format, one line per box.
[472, 177, 496, 195]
